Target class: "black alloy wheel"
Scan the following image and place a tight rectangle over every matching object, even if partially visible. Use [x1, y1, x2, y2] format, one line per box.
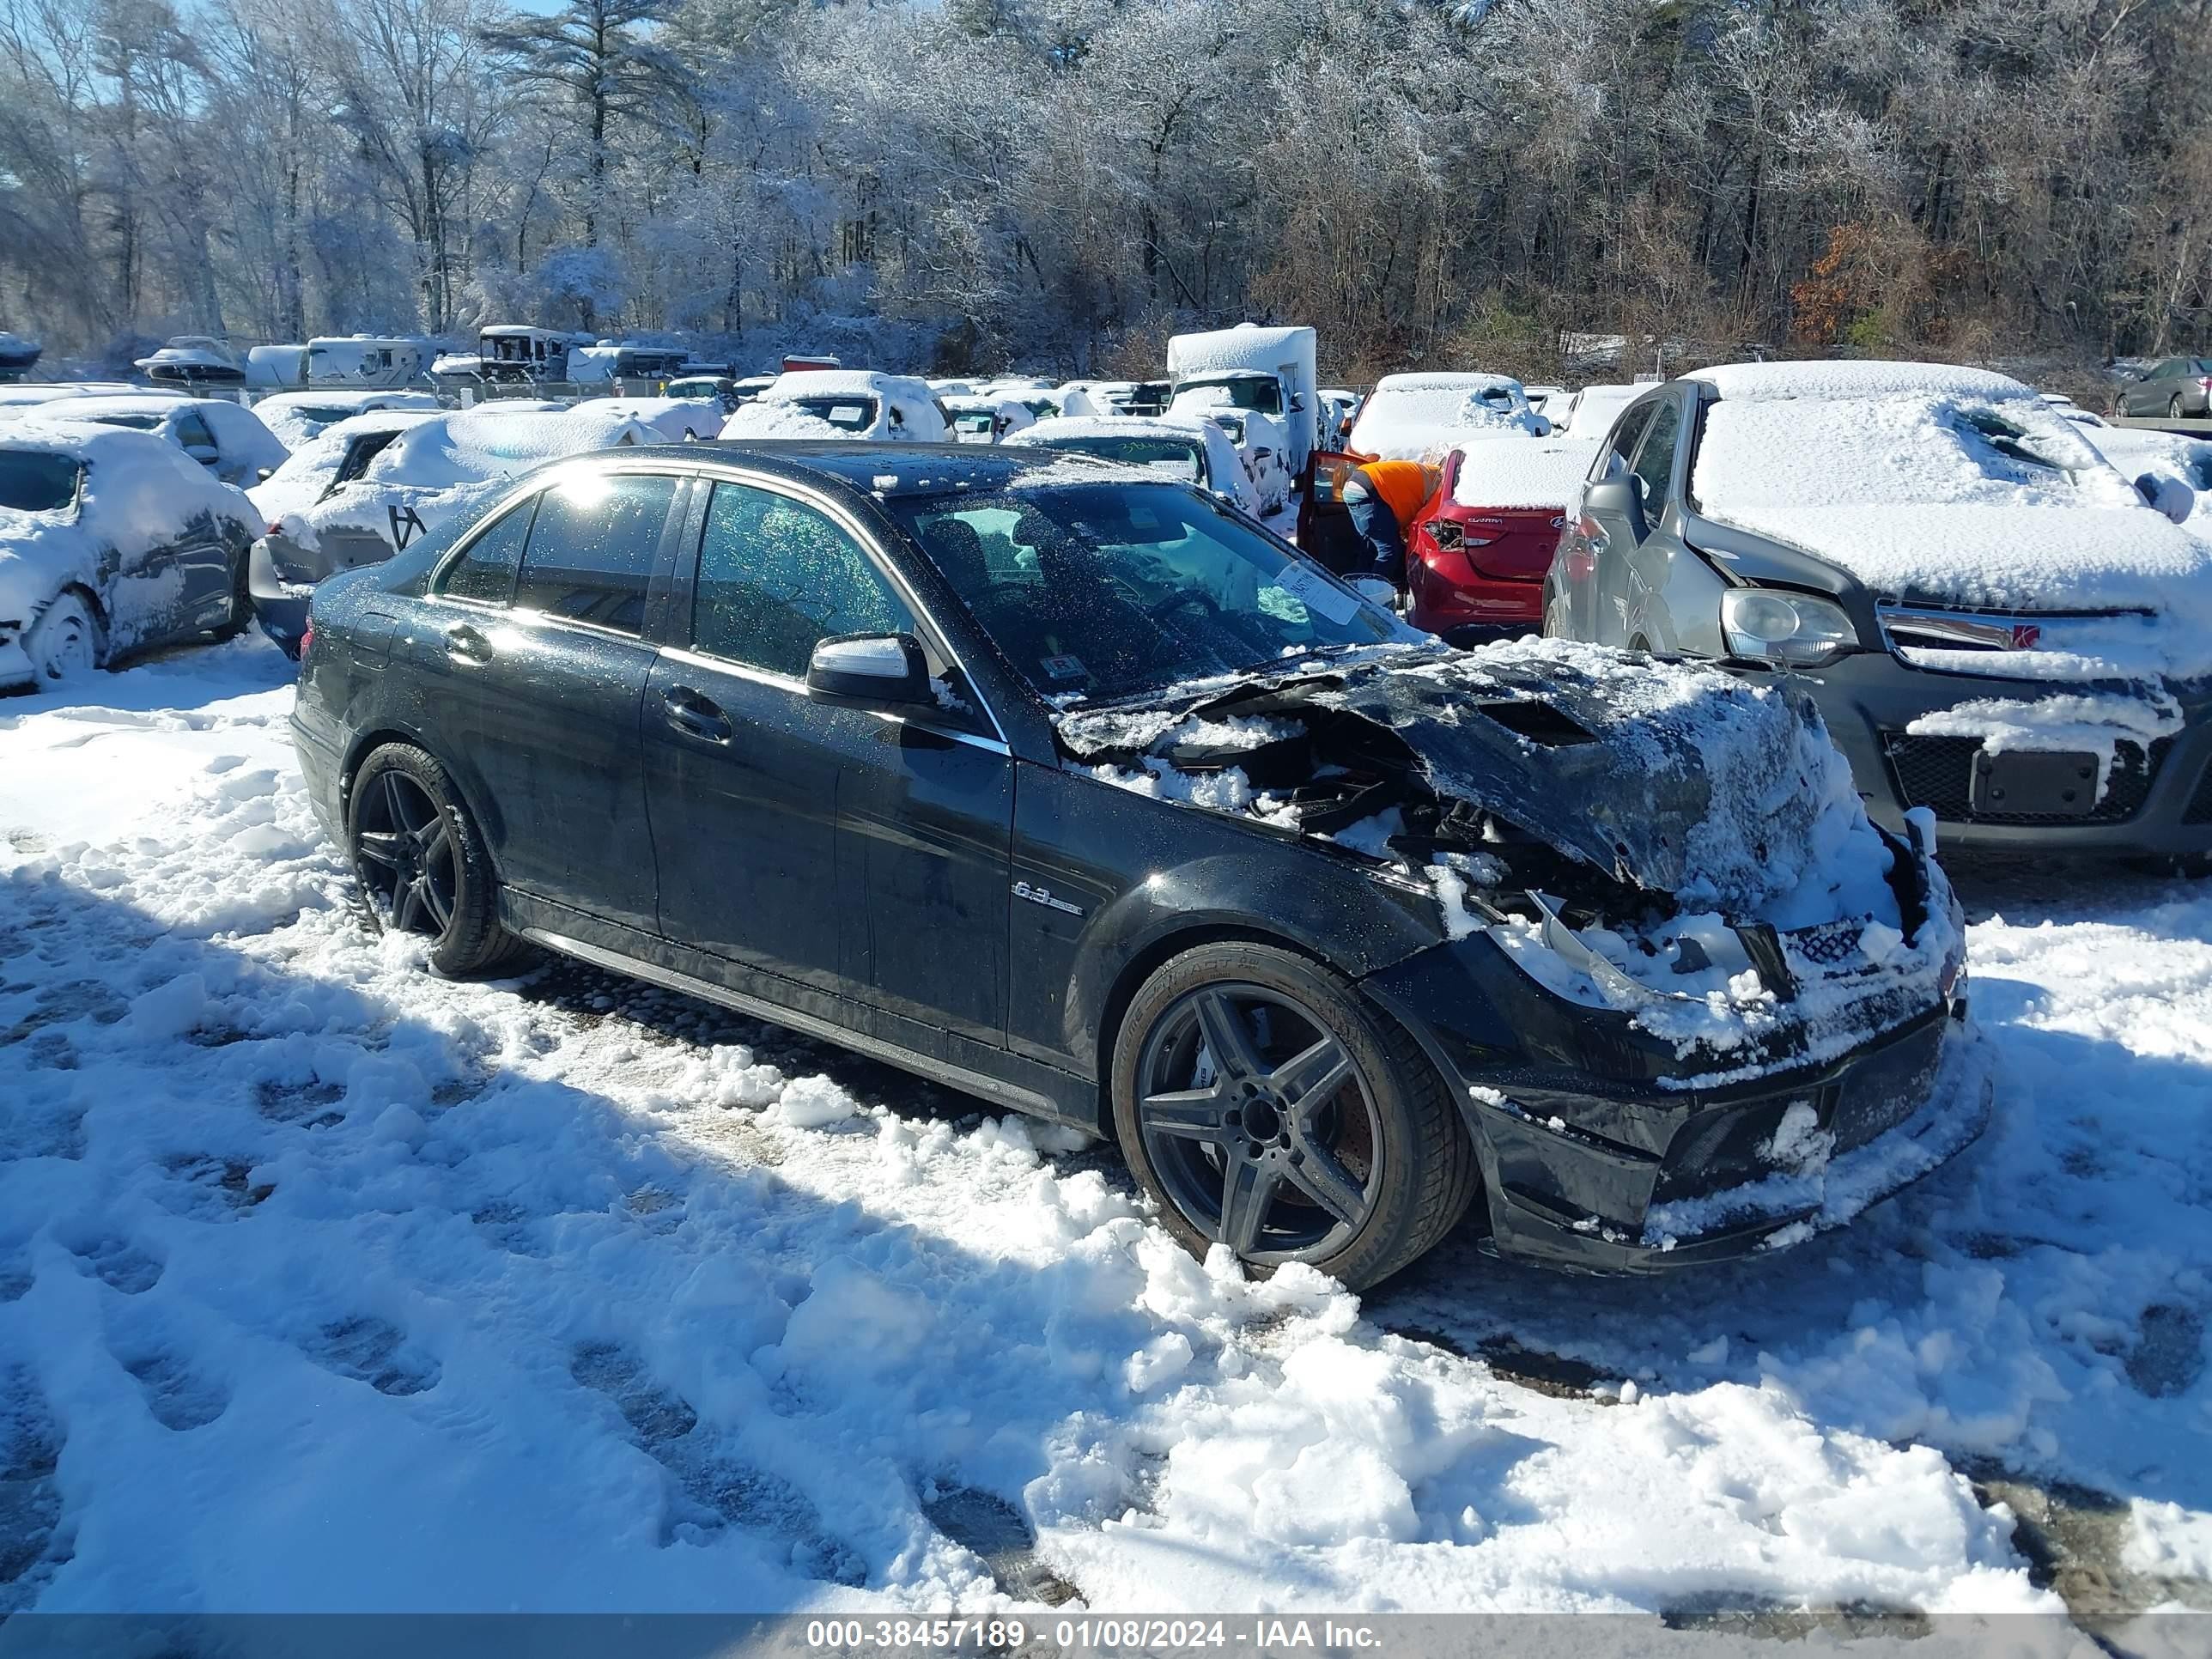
[1112, 941, 1479, 1289]
[346, 743, 533, 977]
[355, 767, 459, 939]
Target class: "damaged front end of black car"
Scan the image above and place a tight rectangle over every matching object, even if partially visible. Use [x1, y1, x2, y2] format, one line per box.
[1060, 639, 1991, 1275]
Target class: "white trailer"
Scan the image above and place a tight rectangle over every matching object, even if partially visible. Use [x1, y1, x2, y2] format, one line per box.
[307, 337, 428, 388]
[1166, 324, 1321, 475]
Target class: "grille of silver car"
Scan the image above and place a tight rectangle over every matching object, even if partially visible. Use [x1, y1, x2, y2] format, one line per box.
[1874, 599, 2156, 667]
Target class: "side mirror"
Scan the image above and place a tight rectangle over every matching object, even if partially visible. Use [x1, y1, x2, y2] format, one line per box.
[256, 465, 276, 483]
[1583, 475, 1648, 542]
[806, 632, 933, 708]
[2136, 472, 2197, 526]
[1289, 393, 1307, 412]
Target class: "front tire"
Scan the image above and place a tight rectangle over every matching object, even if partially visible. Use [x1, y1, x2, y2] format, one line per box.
[1110, 941, 1478, 1290]
[348, 743, 532, 977]
[22, 591, 105, 686]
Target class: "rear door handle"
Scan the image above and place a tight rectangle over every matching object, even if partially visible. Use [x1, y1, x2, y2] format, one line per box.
[662, 686, 732, 744]
[446, 623, 493, 665]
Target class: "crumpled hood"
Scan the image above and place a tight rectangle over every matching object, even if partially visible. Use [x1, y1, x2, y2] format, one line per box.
[1060, 639, 1869, 915]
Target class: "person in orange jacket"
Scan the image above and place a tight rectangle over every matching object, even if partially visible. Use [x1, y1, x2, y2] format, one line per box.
[1340, 457, 1438, 587]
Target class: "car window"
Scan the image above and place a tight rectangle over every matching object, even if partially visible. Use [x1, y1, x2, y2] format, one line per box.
[439, 494, 538, 605]
[331, 428, 404, 489]
[0, 449, 81, 513]
[1590, 402, 1653, 483]
[512, 472, 677, 635]
[691, 481, 915, 678]
[1629, 399, 1680, 524]
[174, 409, 216, 449]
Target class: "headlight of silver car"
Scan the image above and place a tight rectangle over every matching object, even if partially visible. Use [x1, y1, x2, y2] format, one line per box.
[1720, 587, 1857, 666]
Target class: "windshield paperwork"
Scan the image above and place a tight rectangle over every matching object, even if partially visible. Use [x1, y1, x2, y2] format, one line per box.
[892, 483, 1401, 703]
[787, 396, 878, 433]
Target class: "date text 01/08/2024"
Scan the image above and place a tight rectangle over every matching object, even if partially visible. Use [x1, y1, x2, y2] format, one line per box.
[801, 1620, 1386, 1652]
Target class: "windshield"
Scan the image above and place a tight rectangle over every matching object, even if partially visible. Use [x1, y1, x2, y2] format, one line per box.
[1041, 436, 1204, 483]
[787, 396, 878, 432]
[891, 483, 1398, 703]
[1181, 375, 1280, 415]
[0, 449, 81, 513]
[87, 412, 162, 431]
[294, 405, 359, 424]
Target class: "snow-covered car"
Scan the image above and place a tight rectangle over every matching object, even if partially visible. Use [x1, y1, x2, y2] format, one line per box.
[1169, 382, 1293, 511]
[247, 403, 660, 655]
[718, 371, 948, 442]
[942, 396, 1035, 444]
[1316, 388, 1363, 447]
[294, 440, 1986, 1286]
[665, 374, 741, 410]
[9, 395, 289, 488]
[587, 396, 724, 441]
[1546, 361, 2212, 860]
[250, 389, 442, 453]
[134, 336, 246, 389]
[1346, 373, 1551, 460]
[2085, 424, 2212, 533]
[1404, 434, 1600, 643]
[0, 422, 258, 688]
[1006, 414, 1263, 514]
[0, 381, 174, 410]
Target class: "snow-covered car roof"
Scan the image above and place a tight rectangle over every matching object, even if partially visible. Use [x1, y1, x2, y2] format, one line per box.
[717, 402, 849, 441]
[1690, 361, 2033, 404]
[0, 420, 256, 632]
[250, 390, 441, 451]
[15, 394, 212, 422]
[1449, 435, 1602, 507]
[0, 382, 175, 408]
[15, 395, 291, 475]
[586, 397, 724, 441]
[1348, 374, 1545, 459]
[1690, 367, 2212, 670]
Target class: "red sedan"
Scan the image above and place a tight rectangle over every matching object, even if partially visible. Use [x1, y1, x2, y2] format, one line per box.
[1405, 437, 1598, 644]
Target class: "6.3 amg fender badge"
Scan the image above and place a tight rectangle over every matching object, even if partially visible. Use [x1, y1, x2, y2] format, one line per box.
[1013, 880, 1084, 917]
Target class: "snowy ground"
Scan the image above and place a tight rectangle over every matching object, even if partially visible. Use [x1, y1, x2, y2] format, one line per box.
[1, 638, 2209, 1627]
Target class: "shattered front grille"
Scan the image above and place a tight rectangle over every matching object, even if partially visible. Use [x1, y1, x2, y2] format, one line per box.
[1881, 733, 2165, 824]
[1783, 921, 1864, 967]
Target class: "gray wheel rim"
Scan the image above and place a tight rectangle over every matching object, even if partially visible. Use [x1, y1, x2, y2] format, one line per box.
[1134, 981, 1382, 1263]
[354, 770, 458, 939]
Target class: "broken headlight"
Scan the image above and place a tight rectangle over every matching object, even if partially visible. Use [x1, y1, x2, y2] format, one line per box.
[1720, 588, 1856, 667]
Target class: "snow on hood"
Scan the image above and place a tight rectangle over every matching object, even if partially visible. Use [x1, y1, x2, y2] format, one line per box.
[247, 410, 446, 524]
[1691, 376, 2212, 674]
[0, 421, 254, 639]
[1450, 435, 1601, 508]
[1690, 361, 2032, 403]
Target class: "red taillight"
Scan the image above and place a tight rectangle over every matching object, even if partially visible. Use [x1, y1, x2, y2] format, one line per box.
[265, 521, 283, 538]
[1564, 547, 1596, 580]
[298, 623, 313, 660]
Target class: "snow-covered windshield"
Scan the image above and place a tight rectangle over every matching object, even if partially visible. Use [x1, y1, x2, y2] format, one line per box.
[1037, 436, 1205, 483]
[0, 448, 80, 512]
[891, 483, 1396, 702]
[1178, 375, 1280, 415]
[786, 396, 878, 433]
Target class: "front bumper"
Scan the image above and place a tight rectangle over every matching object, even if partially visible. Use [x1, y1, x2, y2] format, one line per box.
[1786, 651, 2212, 858]
[1366, 933, 1989, 1274]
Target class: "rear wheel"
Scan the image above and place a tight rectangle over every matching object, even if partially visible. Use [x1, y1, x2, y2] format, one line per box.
[348, 743, 532, 977]
[22, 592, 104, 686]
[1110, 941, 1477, 1290]
[2171, 394, 2187, 420]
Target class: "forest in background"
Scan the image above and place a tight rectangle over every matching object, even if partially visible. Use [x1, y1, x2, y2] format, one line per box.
[0, 0, 2205, 382]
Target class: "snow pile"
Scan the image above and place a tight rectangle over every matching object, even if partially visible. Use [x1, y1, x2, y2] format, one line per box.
[1449, 435, 1601, 508]
[1690, 364, 2212, 675]
[0, 421, 256, 646]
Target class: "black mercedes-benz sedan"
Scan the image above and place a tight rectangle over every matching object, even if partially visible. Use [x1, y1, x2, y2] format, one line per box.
[291, 441, 1990, 1288]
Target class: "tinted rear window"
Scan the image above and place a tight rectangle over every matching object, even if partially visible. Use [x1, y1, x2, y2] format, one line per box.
[513, 473, 678, 633]
[1046, 437, 1204, 482]
[0, 449, 81, 512]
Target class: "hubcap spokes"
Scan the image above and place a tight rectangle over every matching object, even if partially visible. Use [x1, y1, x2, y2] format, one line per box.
[1137, 986, 1379, 1260]
[356, 771, 456, 937]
